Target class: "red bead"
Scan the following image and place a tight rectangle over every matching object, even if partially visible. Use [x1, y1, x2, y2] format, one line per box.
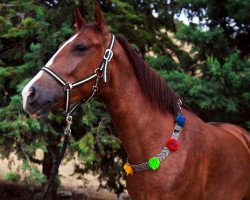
[166, 138, 179, 151]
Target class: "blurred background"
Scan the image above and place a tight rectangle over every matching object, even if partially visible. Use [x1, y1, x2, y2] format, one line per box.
[0, 0, 249, 199]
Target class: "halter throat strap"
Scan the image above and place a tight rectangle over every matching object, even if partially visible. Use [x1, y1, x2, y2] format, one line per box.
[41, 34, 115, 114]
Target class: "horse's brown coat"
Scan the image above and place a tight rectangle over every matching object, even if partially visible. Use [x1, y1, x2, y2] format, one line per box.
[22, 2, 250, 199]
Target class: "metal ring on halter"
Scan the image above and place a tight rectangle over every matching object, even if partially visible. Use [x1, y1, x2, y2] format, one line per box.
[92, 86, 98, 92]
[66, 115, 72, 122]
[94, 68, 103, 78]
[64, 82, 73, 91]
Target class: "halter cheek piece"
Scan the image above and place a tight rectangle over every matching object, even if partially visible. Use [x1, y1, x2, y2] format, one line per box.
[41, 34, 116, 115]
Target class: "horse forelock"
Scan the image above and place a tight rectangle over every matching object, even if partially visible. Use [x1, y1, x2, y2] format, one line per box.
[116, 35, 179, 117]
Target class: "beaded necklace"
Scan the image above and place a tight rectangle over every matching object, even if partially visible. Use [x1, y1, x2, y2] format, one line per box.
[123, 100, 186, 175]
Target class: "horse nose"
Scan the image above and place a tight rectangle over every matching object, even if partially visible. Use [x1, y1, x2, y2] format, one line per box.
[27, 86, 38, 104]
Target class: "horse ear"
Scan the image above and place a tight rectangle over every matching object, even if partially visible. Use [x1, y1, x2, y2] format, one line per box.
[74, 9, 87, 31]
[94, 0, 108, 33]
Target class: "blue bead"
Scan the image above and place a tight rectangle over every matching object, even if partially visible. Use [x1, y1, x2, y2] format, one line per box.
[176, 114, 186, 127]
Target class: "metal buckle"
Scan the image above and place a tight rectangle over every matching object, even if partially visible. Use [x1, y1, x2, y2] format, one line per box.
[103, 49, 113, 62]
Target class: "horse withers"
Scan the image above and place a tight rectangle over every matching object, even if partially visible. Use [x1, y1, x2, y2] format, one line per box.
[22, 2, 250, 200]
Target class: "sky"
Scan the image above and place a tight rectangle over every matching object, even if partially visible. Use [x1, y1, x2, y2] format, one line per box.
[176, 11, 200, 25]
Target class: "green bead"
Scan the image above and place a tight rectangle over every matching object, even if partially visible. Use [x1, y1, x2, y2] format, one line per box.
[148, 157, 160, 170]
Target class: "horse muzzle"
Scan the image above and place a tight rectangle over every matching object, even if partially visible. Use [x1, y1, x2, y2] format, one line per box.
[22, 83, 54, 117]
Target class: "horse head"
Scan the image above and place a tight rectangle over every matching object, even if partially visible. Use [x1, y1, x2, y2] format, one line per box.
[22, 2, 114, 117]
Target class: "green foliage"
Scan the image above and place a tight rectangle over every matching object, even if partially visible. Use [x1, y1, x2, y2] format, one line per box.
[158, 51, 249, 126]
[0, 0, 249, 197]
[175, 0, 250, 56]
[176, 26, 229, 60]
[69, 101, 125, 194]
[146, 55, 178, 71]
[0, 0, 76, 193]
[22, 161, 47, 186]
[4, 172, 21, 182]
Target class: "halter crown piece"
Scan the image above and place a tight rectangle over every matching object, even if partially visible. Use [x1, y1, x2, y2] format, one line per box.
[40, 34, 115, 200]
[123, 99, 186, 175]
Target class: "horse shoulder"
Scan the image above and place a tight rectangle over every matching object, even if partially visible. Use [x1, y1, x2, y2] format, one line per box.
[182, 112, 250, 199]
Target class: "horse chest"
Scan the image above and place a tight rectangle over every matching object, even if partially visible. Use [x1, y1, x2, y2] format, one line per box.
[125, 167, 193, 200]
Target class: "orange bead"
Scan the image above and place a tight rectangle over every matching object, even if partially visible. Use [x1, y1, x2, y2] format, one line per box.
[123, 163, 134, 175]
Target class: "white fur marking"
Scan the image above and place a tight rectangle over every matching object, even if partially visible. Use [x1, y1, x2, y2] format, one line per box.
[45, 33, 79, 67]
[22, 33, 79, 111]
[22, 71, 43, 111]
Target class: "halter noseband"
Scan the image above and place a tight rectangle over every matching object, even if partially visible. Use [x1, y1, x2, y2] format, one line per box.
[41, 34, 115, 115]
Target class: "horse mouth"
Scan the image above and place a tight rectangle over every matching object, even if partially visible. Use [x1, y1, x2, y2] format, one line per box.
[29, 101, 53, 118]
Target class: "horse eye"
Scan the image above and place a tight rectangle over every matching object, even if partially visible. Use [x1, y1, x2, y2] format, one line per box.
[74, 44, 87, 52]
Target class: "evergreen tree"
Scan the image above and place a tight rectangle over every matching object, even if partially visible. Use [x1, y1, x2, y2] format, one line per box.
[166, 0, 250, 128]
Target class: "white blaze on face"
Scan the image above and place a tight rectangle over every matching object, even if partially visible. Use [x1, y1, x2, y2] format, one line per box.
[22, 33, 79, 112]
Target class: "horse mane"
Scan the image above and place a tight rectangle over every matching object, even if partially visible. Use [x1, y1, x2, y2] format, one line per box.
[116, 35, 179, 117]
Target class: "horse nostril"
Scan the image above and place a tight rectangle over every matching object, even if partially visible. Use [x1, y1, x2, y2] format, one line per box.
[27, 86, 37, 103]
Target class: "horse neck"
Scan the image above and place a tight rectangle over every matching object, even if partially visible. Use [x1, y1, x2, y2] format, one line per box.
[99, 41, 175, 164]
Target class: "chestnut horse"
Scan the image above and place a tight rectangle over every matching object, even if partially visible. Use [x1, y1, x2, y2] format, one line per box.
[22, 2, 250, 200]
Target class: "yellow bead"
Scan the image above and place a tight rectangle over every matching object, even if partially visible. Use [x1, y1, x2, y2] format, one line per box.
[123, 163, 133, 175]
